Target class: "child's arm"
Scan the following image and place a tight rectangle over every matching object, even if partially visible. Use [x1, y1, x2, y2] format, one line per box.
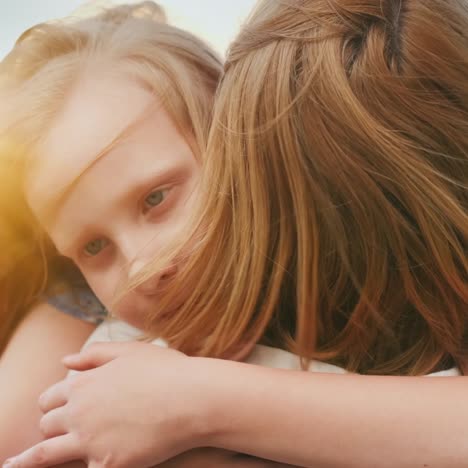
[204, 359, 468, 467]
[7, 342, 468, 468]
[0, 302, 95, 463]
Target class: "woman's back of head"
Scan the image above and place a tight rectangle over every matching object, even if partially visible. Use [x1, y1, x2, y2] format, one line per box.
[158, 0, 467, 375]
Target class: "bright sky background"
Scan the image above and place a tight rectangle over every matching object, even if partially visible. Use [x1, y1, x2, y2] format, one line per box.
[0, 0, 257, 59]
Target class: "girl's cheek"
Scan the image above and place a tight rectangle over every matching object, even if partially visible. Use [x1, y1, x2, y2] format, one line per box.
[82, 270, 117, 313]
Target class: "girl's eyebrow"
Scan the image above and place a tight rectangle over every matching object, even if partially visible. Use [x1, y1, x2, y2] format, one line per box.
[118, 164, 188, 207]
[42, 102, 159, 226]
[43, 139, 120, 227]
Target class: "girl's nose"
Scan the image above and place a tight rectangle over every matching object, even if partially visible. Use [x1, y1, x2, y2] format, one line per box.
[128, 259, 178, 296]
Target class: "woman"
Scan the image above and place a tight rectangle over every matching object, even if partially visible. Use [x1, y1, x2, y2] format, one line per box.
[5, 0, 468, 466]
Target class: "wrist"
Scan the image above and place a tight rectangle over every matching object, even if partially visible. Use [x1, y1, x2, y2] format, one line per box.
[186, 356, 240, 448]
[178, 356, 225, 449]
[189, 357, 260, 450]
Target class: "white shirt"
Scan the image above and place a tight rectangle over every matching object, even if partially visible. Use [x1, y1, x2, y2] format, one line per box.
[79, 319, 460, 377]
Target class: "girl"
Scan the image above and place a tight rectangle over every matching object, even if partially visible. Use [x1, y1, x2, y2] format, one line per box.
[0, 1, 225, 463]
[5, 0, 468, 466]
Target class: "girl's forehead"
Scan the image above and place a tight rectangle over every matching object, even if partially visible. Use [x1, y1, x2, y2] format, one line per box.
[26, 69, 156, 220]
[28, 100, 198, 256]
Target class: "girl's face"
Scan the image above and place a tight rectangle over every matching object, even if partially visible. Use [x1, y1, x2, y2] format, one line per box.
[25, 68, 200, 327]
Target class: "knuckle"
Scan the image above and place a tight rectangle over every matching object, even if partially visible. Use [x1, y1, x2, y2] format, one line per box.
[68, 373, 86, 391]
[66, 401, 83, 421]
[38, 415, 48, 436]
[98, 453, 118, 468]
[37, 392, 48, 411]
[31, 444, 49, 465]
[75, 426, 92, 445]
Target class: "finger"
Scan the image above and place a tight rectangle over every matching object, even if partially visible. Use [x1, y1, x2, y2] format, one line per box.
[39, 407, 68, 438]
[62, 341, 143, 370]
[4, 434, 82, 468]
[88, 462, 106, 468]
[38, 379, 69, 413]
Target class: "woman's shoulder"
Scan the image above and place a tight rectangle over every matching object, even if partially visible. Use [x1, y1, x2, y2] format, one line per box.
[246, 345, 461, 376]
[68, 318, 463, 377]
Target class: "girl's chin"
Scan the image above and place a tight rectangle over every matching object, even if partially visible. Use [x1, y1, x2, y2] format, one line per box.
[109, 290, 188, 331]
[110, 304, 153, 330]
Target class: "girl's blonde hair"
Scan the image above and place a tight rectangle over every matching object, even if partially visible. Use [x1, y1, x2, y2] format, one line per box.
[142, 0, 468, 375]
[0, 1, 222, 354]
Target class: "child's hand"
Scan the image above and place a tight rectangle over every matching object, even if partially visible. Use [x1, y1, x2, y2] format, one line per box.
[4, 342, 217, 468]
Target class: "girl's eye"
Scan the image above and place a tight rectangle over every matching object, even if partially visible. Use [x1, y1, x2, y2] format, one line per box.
[83, 238, 109, 257]
[143, 189, 169, 211]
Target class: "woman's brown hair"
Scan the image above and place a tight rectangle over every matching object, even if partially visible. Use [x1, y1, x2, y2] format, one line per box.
[142, 0, 468, 375]
[0, 1, 222, 354]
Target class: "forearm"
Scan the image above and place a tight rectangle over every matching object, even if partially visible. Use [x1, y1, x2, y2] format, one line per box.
[200, 359, 468, 468]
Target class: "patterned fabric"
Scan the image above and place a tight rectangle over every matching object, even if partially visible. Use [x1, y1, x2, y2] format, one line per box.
[47, 287, 108, 325]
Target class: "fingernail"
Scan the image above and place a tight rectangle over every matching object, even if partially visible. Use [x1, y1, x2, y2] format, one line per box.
[62, 354, 79, 364]
[3, 458, 14, 467]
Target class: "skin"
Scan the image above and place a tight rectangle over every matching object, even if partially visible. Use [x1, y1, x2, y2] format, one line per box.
[3, 64, 285, 468]
[6, 342, 468, 467]
[5, 343, 295, 467]
[0, 302, 94, 465]
[1, 316, 285, 468]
